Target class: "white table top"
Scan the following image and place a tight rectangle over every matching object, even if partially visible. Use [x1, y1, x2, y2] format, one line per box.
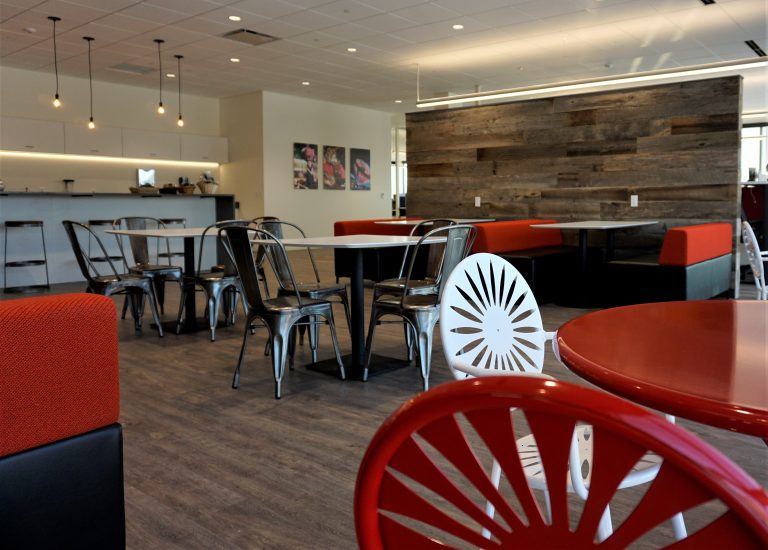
[375, 218, 495, 226]
[530, 220, 658, 230]
[279, 234, 444, 249]
[107, 227, 211, 238]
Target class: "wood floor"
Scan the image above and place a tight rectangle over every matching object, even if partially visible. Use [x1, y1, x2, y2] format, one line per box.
[4, 250, 765, 549]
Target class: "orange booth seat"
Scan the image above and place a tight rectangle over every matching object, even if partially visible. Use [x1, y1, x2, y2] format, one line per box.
[604, 222, 733, 305]
[0, 293, 125, 547]
[333, 218, 424, 282]
[471, 219, 579, 303]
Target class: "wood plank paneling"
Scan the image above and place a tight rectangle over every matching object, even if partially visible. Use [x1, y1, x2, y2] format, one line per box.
[407, 77, 741, 250]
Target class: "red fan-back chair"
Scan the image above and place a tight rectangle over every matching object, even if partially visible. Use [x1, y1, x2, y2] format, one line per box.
[355, 377, 768, 549]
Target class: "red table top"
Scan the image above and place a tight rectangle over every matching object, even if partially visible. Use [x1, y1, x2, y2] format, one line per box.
[556, 300, 767, 438]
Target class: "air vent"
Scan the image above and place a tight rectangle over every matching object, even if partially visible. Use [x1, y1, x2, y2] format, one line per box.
[222, 28, 279, 46]
[700, 0, 715, 5]
[745, 40, 767, 57]
[107, 63, 154, 75]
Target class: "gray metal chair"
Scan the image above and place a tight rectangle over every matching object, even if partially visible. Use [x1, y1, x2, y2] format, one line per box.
[372, 218, 457, 301]
[260, 220, 351, 363]
[112, 216, 182, 315]
[364, 224, 477, 391]
[175, 221, 247, 341]
[62, 220, 164, 336]
[221, 223, 345, 399]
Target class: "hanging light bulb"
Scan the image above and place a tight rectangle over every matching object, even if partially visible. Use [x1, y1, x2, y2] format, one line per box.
[83, 36, 95, 129]
[154, 39, 165, 114]
[48, 16, 61, 107]
[175, 54, 184, 127]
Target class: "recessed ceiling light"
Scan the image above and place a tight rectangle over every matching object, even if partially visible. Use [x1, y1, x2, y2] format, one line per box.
[229, 15, 241, 21]
[230, 57, 240, 63]
[394, 100, 402, 104]
[347, 47, 357, 52]
[166, 73, 176, 78]
[452, 24, 464, 30]
[301, 81, 310, 86]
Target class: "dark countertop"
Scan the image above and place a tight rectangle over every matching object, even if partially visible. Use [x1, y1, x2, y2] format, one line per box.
[0, 192, 233, 198]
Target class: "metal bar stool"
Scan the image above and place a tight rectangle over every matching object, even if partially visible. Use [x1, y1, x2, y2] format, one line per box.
[87, 220, 123, 267]
[3, 220, 50, 293]
[158, 218, 186, 263]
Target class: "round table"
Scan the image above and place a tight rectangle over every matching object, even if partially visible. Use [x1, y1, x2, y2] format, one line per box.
[555, 300, 767, 439]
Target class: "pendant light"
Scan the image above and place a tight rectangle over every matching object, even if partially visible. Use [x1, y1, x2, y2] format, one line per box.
[154, 39, 165, 114]
[48, 16, 61, 107]
[83, 36, 95, 129]
[174, 54, 184, 127]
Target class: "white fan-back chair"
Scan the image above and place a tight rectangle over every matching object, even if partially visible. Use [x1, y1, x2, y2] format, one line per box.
[742, 221, 767, 300]
[439, 253, 685, 541]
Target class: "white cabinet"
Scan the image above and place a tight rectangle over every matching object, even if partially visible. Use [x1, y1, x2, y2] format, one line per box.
[0, 117, 65, 153]
[122, 128, 180, 160]
[64, 123, 123, 157]
[181, 134, 228, 163]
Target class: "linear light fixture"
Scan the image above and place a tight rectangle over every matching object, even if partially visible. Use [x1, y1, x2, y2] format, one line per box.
[0, 150, 219, 168]
[416, 57, 768, 108]
[743, 111, 768, 120]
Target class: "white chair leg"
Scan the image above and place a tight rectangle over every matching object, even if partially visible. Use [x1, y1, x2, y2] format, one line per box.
[597, 504, 613, 542]
[671, 512, 687, 540]
[482, 458, 502, 539]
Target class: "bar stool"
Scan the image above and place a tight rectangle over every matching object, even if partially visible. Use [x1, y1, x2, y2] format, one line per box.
[158, 218, 186, 263]
[3, 220, 50, 293]
[87, 220, 123, 268]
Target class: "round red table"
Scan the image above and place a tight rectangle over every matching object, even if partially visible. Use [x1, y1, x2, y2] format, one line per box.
[555, 300, 767, 439]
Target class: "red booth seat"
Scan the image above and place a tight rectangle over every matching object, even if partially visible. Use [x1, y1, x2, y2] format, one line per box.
[658, 223, 733, 266]
[0, 293, 125, 547]
[471, 219, 562, 253]
[333, 217, 421, 237]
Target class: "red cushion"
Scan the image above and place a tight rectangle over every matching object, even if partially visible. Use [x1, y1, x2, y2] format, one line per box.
[334, 218, 422, 237]
[658, 223, 733, 266]
[0, 293, 120, 457]
[472, 220, 563, 253]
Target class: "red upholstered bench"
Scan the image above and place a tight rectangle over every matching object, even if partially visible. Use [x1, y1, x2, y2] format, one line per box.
[333, 218, 423, 282]
[604, 222, 733, 305]
[471, 220, 578, 303]
[0, 293, 125, 547]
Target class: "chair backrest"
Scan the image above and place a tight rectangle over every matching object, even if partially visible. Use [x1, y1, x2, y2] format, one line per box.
[355, 376, 768, 549]
[62, 220, 120, 283]
[259, 219, 321, 286]
[742, 221, 766, 299]
[112, 216, 170, 267]
[440, 253, 546, 378]
[396, 218, 456, 279]
[220, 223, 302, 311]
[197, 219, 250, 277]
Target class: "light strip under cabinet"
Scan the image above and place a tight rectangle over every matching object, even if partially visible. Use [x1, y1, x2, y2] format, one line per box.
[0, 150, 219, 168]
[416, 57, 768, 108]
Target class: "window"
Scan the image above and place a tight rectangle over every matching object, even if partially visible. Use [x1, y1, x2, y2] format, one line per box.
[741, 124, 768, 181]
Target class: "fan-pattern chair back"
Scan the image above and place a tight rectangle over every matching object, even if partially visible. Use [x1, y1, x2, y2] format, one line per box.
[354, 376, 768, 549]
[742, 221, 767, 300]
[441, 252, 547, 378]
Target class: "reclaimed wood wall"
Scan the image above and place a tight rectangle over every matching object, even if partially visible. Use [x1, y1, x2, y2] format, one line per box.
[406, 76, 741, 249]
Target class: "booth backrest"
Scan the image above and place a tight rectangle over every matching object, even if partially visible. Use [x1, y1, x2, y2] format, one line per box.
[658, 223, 733, 267]
[0, 293, 120, 458]
[334, 218, 421, 237]
[472, 219, 563, 254]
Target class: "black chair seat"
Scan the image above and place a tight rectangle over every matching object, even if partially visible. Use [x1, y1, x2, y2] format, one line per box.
[263, 295, 331, 312]
[129, 264, 182, 278]
[375, 294, 439, 311]
[93, 273, 147, 285]
[374, 277, 437, 297]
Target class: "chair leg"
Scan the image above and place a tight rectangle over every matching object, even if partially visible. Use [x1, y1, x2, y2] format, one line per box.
[363, 305, 382, 382]
[597, 505, 613, 542]
[271, 332, 289, 399]
[323, 308, 346, 380]
[671, 512, 687, 540]
[287, 326, 297, 370]
[154, 277, 166, 315]
[482, 459, 502, 539]
[308, 314, 319, 364]
[145, 286, 164, 337]
[175, 284, 187, 335]
[412, 312, 438, 391]
[210, 287, 227, 342]
[127, 293, 141, 331]
[404, 322, 414, 362]
[232, 321, 251, 389]
[340, 290, 352, 333]
[121, 295, 129, 319]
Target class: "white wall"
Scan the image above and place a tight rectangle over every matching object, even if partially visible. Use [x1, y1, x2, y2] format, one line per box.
[0, 66, 221, 193]
[261, 91, 391, 236]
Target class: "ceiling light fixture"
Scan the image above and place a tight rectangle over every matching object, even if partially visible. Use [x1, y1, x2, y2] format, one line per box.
[301, 81, 310, 86]
[48, 16, 61, 108]
[83, 36, 95, 128]
[452, 24, 464, 30]
[416, 57, 768, 108]
[166, 73, 175, 78]
[394, 100, 402, 104]
[230, 57, 240, 63]
[347, 47, 357, 52]
[174, 54, 184, 127]
[229, 15, 241, 22]
[154, 39, 165, 114]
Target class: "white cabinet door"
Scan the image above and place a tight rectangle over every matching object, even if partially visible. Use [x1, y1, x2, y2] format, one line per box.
[65, 123, 123, 157]
[0, 117, 65, 153]
[181, 134, 228, 163]
[123, 128, 181, 160]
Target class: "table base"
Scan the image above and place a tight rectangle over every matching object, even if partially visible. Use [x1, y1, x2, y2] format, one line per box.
[306, 353, 413, 381]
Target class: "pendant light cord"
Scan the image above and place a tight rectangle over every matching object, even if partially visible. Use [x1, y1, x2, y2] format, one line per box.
[53, 20, 59, 96]
[87, 39, 93, 117]
[177, 55, 182, 114]
[155, 39, 164, 105]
